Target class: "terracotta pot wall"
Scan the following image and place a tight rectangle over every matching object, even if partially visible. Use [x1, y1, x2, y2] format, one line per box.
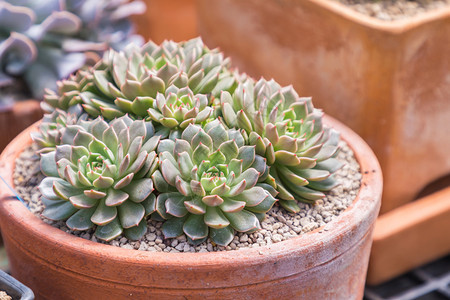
[196, 0, 450, 214]
[0, 100, 42, 153]
[133, 0, 198, 44]
[0, 116, 382, 299]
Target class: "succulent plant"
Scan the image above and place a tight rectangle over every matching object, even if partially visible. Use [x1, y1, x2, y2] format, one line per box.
[0, 0, 144, 100]
[38, 115, 160, 241]
[217, 78, 342, 213]
[42, 38, 236, 137]
[32, 37, 345, 246]
[31, 104, 87, 153]
[32, 68, 96, 152]
[151, 121, 277, 246]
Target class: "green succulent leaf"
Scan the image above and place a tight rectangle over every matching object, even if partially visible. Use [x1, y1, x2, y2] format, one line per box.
[122, 178, 154, 203]
[224, 210, 259, 232]
[95, 218, 123, 242]
[39, 177, 60, 200]
[69, 194, 98, 209]
[123, 219, 148, 240]
[209, 227, 234, 246]
[40, 152, 59, 177]
[192, 143, 210, 165]
[279, 200, 301, 213]
[162, 216, 187, 238]
[183, 214, 208, 241]
[118, 200, 145, 229]
[236, 187, 268, 207]
[42, 198, 78, 221]
[220, 199, 246, 213]
[91, 199, 117, 226]
[164, 193, 189, 217]
[204, 206, 229, 229]
[237, 146, 255, 170]
[66, 207, 96, 231]
[184, 197, 207, 215]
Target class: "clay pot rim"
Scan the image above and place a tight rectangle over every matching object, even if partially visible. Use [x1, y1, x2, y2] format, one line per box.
[310, 0, 450, 33]
[0, 114, 382, 269]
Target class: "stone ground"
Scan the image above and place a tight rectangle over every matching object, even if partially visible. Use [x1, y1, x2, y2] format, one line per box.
[332, 0, 450, 20]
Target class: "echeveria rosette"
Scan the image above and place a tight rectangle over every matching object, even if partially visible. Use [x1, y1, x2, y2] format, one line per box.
[42, 38, 236, 122]
[35, 69, 96, 151]
[42, 69, 93, 112]
[151, 121, 277, 246]
[0, 0, 144, 100]
[146, 86, 213, 138]
[38, 115, 160, 241]
[31, 104, 88, 153]
[218, 78, 342, 213]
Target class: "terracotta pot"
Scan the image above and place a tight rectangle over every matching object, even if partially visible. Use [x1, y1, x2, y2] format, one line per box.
[197, 0, 450, 283]
[0, 100, 42, 154]
[0, 115, 382, 299]
[132, 0, 198, 44]
[368, 186, 450, 285]
[197, 0, 450, 214]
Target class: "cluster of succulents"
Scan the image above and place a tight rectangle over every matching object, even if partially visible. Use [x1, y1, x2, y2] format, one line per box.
[35, 38, 342, 245]
[217, 78, 342, 213]
[0, 0, 144, 101]
[43, 38, 236, 138]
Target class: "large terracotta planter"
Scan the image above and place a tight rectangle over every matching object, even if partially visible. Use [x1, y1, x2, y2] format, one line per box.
[0, 115, 381, 299]
[0, 100, 42, 153]
[197, 0, 450, 283]
[132, 0, 198, 44]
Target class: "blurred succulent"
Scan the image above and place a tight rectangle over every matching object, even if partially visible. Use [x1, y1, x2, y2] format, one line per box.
[38, 115, 160, 241]
[151, 121, 277, 246]
[218, 78, 342, 213]
[0, 0, 144, 100]
[42, 38, 236, 136]
[67, 0, 145, 51]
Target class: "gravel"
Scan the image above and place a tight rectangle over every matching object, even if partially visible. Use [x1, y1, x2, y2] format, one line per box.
[0, 291, 12, 300]
[332, 0, 450, 21]
[13, 141, 361, 253]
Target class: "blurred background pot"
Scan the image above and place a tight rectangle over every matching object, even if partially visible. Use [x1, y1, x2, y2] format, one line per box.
[133, 0, 197, 43]
[196, 0, 450, 284]
[0, 115, 382, 299]
[0, 100, 42, 153]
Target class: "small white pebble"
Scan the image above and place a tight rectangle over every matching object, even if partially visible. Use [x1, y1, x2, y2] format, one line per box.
[272, 234, 283, 243]
[239, 234, 249, 243]
[146, 233, 156, 241]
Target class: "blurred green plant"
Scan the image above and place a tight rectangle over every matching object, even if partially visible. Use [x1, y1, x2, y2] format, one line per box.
[0, 0, 145, 104]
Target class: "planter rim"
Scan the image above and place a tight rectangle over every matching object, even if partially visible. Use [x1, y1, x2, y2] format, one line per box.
[310, 0, 450, 33]
[0, 114, 382, 287]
